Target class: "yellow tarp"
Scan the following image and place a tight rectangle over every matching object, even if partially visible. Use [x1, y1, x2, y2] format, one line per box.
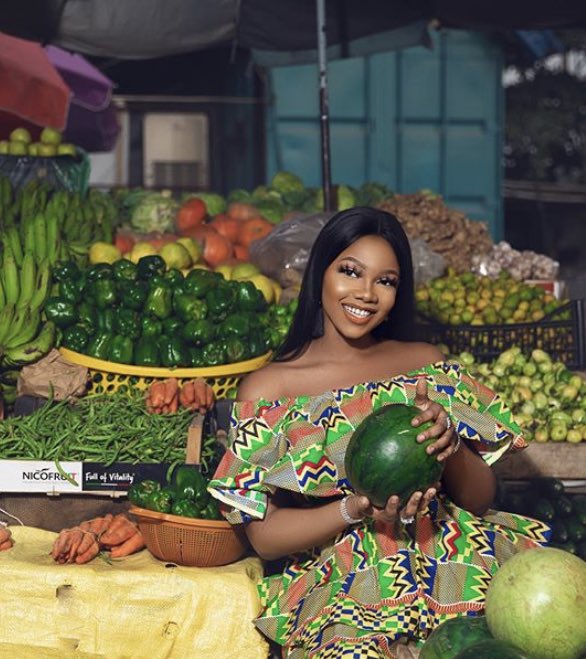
[0, 526, 269, 659]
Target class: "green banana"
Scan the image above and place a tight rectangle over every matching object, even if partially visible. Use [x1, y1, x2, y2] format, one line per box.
[29, 259, 51, 311]
[4, 225, 24, 267]
[4, 307, 41, 349]
[0, 382, 16, 405]
[45, 212, 60, 265]
[1, 251, 19, 305]
[21, 214, 36, 255]
[1, 321, 56, 368]
[0, 279, 5, 308]
[2, 304, 30, 347]
[33, 212, 47, 262]
[0, 303, 15, 344]
[0, 369, 20, 386]
[17, 250, 37, 308]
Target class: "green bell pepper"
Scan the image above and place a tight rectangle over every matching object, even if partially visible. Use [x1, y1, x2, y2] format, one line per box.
[92, 278, 118, 309]
[164, 268, 184, 287]
[114, 308, 141, 339]
[223, 337, 247, 363]
[201, 498, 221, 520]
[174, 292, 208, 323]
[128, 479, 161, 508]
[205, 282, 236, 320]
[145, 487, 174, 513]
[109, 334, 134, 364]
[202, 341, 227, 366]
[184, 269, 217, 297]
[136, 255, 166, 280]
[97, 308, 116, 333]
[181, 319, 215, 346]
[141, 315, 163, 338]
[236, 281, 266, 312]
[145, 279, 173, 319]
[61, 324, 90, 352]
[58, 278, 84, 304]
[171, 499, 201, 518]
[77, 301, 97, 331]
[188, 346, 204, 367]
[44, 297, 77, 328]
[118, 279, 149, 311]
[221, 314, 249, 338]
[171, 466, 208, 503]
[86, 263, 114, 282]
[158, 336, 189, 367]
[85, 332, 112, 360]
[248, 331, 268, 357]
[52, 259, 81, 283]
[134, 337, 160, 366]
[163, 317, 182, 336]
[112, 259, 137, 282]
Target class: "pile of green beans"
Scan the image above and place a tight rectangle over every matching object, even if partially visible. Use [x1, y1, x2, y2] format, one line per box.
[0, 390, 195, 466]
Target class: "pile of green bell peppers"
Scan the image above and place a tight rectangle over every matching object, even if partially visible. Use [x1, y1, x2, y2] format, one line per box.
[127, 465, 221, 520]
[51, 254, 287, 368]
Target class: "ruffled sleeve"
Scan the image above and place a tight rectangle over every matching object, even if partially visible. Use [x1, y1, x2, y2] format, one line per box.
[207, 397, 293, 524]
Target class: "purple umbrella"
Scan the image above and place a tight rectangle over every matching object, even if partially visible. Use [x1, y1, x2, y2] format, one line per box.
[45, 45, 120, 152]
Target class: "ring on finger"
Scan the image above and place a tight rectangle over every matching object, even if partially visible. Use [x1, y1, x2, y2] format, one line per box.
[445, 415, 452, 431]
[399, 515, 415, 525]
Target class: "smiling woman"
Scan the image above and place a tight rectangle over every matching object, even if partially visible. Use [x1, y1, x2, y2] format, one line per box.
[208, 207, 550, 658]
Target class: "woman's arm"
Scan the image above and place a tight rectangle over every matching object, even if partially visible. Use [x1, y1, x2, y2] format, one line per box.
[245, 492, 352, 561]
[440, 442, 496, 515]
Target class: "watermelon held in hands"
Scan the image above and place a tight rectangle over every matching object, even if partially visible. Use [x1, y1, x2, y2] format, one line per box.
[454, 639, 528, 658]
[344, 403, 444, 508]
[420, 616, 493, 659]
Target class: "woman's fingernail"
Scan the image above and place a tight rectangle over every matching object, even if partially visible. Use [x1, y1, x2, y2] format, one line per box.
[417, 433, 425, 441]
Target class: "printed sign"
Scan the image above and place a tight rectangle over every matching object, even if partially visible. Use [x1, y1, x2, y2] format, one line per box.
[82, 463, 170, 491]
[0, 461, 83, 493]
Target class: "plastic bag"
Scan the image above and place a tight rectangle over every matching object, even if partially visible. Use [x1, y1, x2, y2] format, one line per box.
[410, 238, 446, 286]
[250, 211, 446, 287]
[0, 150, 91, 195]
[249, 211, 335, 287]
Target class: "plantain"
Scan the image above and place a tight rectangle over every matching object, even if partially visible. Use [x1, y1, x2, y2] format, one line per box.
[1, 250, 19, 306]
[1, 321, 56, 368]
[45, 212, 60, 265]
[2, 304, 31, 348]
[33, 212, 47, 262]
[21, 214, 36, 255]
[29, 259, 51, 311]
[17, 250, 37, 308]
[4, 225, 24, 267]
[0, 279, 5, 308]
[0, 303, 15, 344]
[3, 306, 41, 349]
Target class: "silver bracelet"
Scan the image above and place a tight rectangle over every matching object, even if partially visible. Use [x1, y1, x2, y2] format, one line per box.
[339, 495, 363, 525]
[453, 433, 461, 454]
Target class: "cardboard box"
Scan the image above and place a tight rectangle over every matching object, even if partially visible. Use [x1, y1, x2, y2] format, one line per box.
[524, 279, 567, 300]
[0, 460, 170, 495]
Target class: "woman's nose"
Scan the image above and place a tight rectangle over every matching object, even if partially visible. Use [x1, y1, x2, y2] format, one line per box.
[355, 281, 377, 302]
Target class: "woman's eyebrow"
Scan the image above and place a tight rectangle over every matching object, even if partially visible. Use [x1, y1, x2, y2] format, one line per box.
[340, 256, 399, 276]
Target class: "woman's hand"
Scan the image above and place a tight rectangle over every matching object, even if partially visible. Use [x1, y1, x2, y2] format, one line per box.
[346, 489, 438, 527]
[412, 377, 458, 463]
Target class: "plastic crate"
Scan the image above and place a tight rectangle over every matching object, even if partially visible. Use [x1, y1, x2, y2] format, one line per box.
[416, 299, 586, 369]
[59, 348, 272, 399]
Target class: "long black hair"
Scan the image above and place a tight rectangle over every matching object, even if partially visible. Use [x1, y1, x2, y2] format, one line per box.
[274, 206, 415, 362]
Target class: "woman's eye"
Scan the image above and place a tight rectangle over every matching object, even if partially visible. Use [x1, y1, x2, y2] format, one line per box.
[379, 277, 398, 287]
[339, 265, 359, 278]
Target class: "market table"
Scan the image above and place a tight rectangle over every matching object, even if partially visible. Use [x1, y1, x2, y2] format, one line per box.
[0, 526, 269, 659]
[493, 443, 586, 481]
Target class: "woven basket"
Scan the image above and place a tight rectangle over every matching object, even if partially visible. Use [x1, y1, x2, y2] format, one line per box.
[129, 505, 248, 567]
[59, 348, 272, 399]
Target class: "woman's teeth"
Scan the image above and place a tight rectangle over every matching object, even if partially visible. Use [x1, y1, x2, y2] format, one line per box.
[343, 305, 373, 318]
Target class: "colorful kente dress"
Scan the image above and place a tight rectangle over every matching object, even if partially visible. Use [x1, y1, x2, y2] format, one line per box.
[208, 361, 551, 658]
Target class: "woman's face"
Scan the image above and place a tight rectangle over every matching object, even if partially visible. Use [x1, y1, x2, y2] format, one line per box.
[321, 235, 400, 341]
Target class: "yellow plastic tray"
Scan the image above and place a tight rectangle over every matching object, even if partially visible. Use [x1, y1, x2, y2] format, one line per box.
[59, 348, 272, 398]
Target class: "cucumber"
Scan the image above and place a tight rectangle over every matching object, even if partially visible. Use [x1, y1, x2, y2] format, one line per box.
[532, 477, 565, 498]
[576, 540, 586, 561]
[566, 517, 586, 543]
[552, 495, 573, 518]
[531, 498, 555, 523]
[551, 519, 569, 544]
[420, 616, 493, 659]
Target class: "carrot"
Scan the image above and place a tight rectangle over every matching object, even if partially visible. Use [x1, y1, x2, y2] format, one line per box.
[192, 378, 207, 412]
[179, 381, 195, 408]
[75, 541, 101, 564]
[163, 378, 179, 405]
[204, 381, 215, 410]
[109, 532, 145, 558]
[99, 514, 138, 547]
[0, 539, 13, 552]
[148, 381, 166, 409]
[0, 527, 11, 544]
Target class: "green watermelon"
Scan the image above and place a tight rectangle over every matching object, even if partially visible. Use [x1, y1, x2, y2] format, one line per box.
[420, 616, 493, 659]
[344, 403, 444, 508]
[454, 639, 528, 658]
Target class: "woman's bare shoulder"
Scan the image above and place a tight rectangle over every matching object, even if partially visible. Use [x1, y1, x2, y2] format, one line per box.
[236, 361, 291, 402]
[378, 340, 446, 372]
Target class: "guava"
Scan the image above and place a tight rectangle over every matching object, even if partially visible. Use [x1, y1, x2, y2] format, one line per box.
[41, 127, 62, 145]
[486, 547, 586, 659]
[9, 127, 32, 144]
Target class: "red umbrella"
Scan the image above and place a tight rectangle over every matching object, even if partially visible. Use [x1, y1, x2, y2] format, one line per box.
[0, 32, 71, 135]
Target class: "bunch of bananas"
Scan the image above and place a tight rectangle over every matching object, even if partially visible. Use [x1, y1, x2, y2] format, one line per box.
[0, 177, 117, 266]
